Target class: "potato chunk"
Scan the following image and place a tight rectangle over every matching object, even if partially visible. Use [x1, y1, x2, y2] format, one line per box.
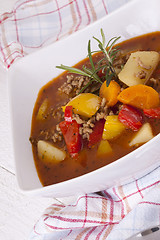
[37, 98, 49, 120]
[118, 51, 160, 86]
[63, 93, 101, 118]
[129, 123, 154, 147]
[37, 140, 66, 163]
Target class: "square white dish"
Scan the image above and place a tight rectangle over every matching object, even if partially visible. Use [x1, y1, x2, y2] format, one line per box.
[8, 0, 160, 197]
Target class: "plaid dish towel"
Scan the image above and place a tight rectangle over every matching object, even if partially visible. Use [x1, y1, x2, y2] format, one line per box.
[29, 167, 160, 240]
[0, 0, 130, 68]
[1, 0, 160, 239]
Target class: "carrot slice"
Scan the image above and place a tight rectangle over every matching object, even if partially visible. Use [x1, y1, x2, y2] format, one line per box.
[117, 84, 159, 109]
[99, 80, 121, 107]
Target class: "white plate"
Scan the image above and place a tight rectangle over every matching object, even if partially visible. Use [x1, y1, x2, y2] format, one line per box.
[8, 0, 160, 197]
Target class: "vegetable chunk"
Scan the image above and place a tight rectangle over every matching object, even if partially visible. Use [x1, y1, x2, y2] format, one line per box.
[38, 140, 66, 163]
[118, 104, 143, 131]
[143, 107, 160, 119]
[118, 51, 160, 86]
[99, 80, 121, 107]
[97, 140, 112, 157]
[129, 123, 154, 147]
[37, 98, 49, 120]
[102, 115, 125, 140]
[63, 93, 101, 118]
[59, 120, 82, 158]
[88, 119, 105, 147]
[64, 106, 73, 123]
[117, 84, 159, 109]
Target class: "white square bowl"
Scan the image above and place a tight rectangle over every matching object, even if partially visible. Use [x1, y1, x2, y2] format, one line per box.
[8, 0, 160, 197]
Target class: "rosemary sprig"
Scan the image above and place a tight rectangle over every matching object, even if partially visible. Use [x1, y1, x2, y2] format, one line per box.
[56, 29, 121, 93]
[93, 29, 121, 86]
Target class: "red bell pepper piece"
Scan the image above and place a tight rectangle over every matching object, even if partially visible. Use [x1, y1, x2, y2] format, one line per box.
[88, 119, 105, 147]
[59, 120, 82, 158]
[143, 107, 160, 119]
[64, 106, 73, 123]
[97, 69, 106, 79]
[118, 105, 143, 131]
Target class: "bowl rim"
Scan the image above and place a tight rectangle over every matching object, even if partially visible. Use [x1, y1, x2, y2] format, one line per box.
[8, 0, 160, 196]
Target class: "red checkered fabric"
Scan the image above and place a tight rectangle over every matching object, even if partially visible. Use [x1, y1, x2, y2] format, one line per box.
[0, 0, 130, 68]
[29, 167, 160, 239]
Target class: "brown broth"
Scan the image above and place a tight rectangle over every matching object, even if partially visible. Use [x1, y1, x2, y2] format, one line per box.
[30, 31, 160, 186]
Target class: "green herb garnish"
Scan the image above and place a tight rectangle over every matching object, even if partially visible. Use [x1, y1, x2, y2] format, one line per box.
[93, 29, 121, 86]
[56, 29, 120, 93]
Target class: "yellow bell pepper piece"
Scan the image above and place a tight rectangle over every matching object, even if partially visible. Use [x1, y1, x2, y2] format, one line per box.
[97, 140, 112, 157]
[63, 93, 101, 118]
[102, 115, 125, 140]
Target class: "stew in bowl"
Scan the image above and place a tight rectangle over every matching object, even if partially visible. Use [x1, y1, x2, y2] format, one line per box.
[30, 31, 160, 187]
